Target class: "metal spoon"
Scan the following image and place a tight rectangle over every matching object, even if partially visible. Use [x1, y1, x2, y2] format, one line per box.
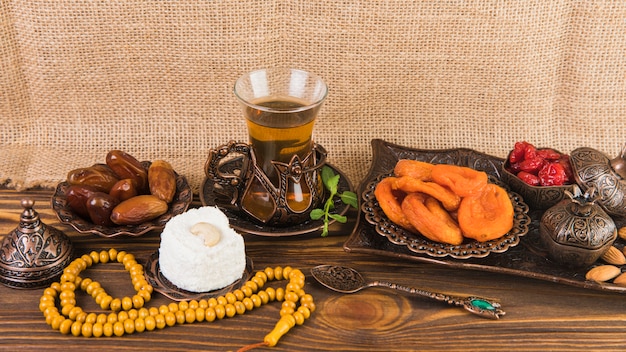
[310, 265, 505, 319]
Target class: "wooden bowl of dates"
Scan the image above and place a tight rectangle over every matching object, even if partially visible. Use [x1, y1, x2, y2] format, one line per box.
[51, 160, 193, 238]
[501, 142, 576, 210]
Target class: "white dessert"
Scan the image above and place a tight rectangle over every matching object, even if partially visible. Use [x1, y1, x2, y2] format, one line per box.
[158, 206, 246, 293]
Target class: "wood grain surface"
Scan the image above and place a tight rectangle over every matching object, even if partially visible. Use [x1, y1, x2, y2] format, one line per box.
[1, 188, 626, 351]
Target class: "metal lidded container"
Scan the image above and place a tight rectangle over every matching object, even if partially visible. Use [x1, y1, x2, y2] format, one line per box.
[0, 199, 73, 289]
[569, 144, 626, 218]
[539, 185, 617, 268]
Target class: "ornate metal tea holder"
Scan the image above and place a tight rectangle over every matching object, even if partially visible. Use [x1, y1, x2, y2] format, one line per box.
[0, 199, 73, 289]
[204, 141, 328, 227]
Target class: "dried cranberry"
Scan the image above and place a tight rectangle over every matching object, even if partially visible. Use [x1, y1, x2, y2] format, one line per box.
[523, 143, 537, 160]
[519, 156, 545, 174]
[509, 141, 530, 163]
[538, 162, 567, 186]
[507, 162, 522, 174]
[558, 155, 574, 184]
[517, 171, 541, 186]
[536, 148, 561, 161]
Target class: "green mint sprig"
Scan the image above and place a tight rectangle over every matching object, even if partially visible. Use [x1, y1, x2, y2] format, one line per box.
[310, 166, 358, 237]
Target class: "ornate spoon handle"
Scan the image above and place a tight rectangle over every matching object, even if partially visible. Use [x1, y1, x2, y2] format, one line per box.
[371, 280, 505, 319]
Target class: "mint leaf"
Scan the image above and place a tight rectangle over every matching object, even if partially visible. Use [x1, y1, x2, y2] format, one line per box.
[340, 191, 358, 208]
[310, 166, 358, 236]
[326, 174, 340, 194]
[328, 213, 347, 223]
[309, 208, 325, 220]
[321, 166, 336, 186]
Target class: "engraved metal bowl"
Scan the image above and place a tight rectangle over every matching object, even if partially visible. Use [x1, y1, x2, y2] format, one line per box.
[501, 159, 575, 211]
[51, 161, 193, 238]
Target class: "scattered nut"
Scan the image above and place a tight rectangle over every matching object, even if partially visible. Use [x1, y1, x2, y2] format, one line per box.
[585, 265, 621, 283]
[600, 246, 626, 265]
[613, 273, 626, 287]
[617, 227, 626, 242]
[190, 222, 221, 247]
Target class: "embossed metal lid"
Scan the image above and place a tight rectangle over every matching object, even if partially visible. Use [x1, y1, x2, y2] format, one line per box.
[0, 199, 73, 289]
[569, 144, 626, 218]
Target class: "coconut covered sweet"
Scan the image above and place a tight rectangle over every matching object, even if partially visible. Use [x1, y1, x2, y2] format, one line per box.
[158, 206, 246, 293]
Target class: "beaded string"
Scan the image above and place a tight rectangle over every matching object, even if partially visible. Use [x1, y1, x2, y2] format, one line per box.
[39, 248, 315, 349]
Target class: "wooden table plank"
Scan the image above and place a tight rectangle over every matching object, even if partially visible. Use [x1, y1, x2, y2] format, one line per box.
[1, 188, 626, 351]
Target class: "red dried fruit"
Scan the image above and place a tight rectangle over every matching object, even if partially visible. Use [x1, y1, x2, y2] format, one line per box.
[509, 141, 530, 164]
[536, 148, 561, 161]
[538, 162, 567, 186]
[517, 171, 541, 186]
[518, 156, 546, 174]
[523, 143, 537, 160]
[558, 155, 574, 184]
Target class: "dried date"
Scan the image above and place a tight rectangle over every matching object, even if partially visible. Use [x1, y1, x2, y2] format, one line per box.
[148, 160, 177, 203]
[110, 195, 168, 225]
[65, 184, 98, 218]
[106, 150, 148, 192]
[67, 164, 120, 193]
[109, 178, 139, 202]
[86, 192, 119, 226]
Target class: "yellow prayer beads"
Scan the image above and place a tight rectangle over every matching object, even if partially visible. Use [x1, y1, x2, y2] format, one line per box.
[39, 248, 314, 349]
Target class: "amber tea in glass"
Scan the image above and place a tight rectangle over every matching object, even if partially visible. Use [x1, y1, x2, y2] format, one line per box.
[234, 68, 328, 225]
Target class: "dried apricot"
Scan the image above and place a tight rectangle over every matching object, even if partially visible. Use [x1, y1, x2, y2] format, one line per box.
[430, 164, 489, 197]
[392, 176, 460, 211]
[401, 193, 463, 245]
[374, 177, 414, 231]
[393, 159, 434, 181]
[457, 184, 513, 242]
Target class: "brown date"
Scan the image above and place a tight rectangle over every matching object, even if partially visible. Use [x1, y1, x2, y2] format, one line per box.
[109, 178, 139, 202]
[67, 164, 120, 192]
[86, 192, 119, 226]
[110, 195, 168, 225]
[65, 184, 98, 219]
[106, 150, 148, 192]
[148, 160, 177, 203]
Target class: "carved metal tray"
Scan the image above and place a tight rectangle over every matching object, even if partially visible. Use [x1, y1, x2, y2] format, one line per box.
[344, 139, 626, 293]
[362, 173, 530, 259]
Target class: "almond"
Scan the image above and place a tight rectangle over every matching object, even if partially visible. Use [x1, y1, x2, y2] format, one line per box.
[613, 273, 626, 287]
[600, 246, 626, 265]
[585, 265, 621, 283]
[619, 227, 626, 241]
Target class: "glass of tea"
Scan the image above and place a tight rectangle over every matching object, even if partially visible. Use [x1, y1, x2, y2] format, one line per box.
[232, 68, 328, 225]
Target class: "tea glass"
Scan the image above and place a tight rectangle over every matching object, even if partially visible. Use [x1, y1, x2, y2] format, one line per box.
[216, 68, 328, 226]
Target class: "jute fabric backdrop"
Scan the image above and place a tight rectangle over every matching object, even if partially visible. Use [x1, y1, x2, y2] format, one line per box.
[1, 0, 625, 193]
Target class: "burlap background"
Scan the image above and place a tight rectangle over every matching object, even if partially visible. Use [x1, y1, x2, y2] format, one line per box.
[1, 1, 625, 193]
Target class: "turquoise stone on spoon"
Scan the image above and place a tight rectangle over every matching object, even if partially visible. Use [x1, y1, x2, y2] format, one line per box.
[311, 265, 505, 319]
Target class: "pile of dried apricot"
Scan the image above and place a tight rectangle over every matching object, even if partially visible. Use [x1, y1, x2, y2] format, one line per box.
[375, 160, 514, 245]
[65, 150, 177, 226]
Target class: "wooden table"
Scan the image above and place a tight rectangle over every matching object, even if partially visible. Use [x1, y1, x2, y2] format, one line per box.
[1, 188, 626, 351]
